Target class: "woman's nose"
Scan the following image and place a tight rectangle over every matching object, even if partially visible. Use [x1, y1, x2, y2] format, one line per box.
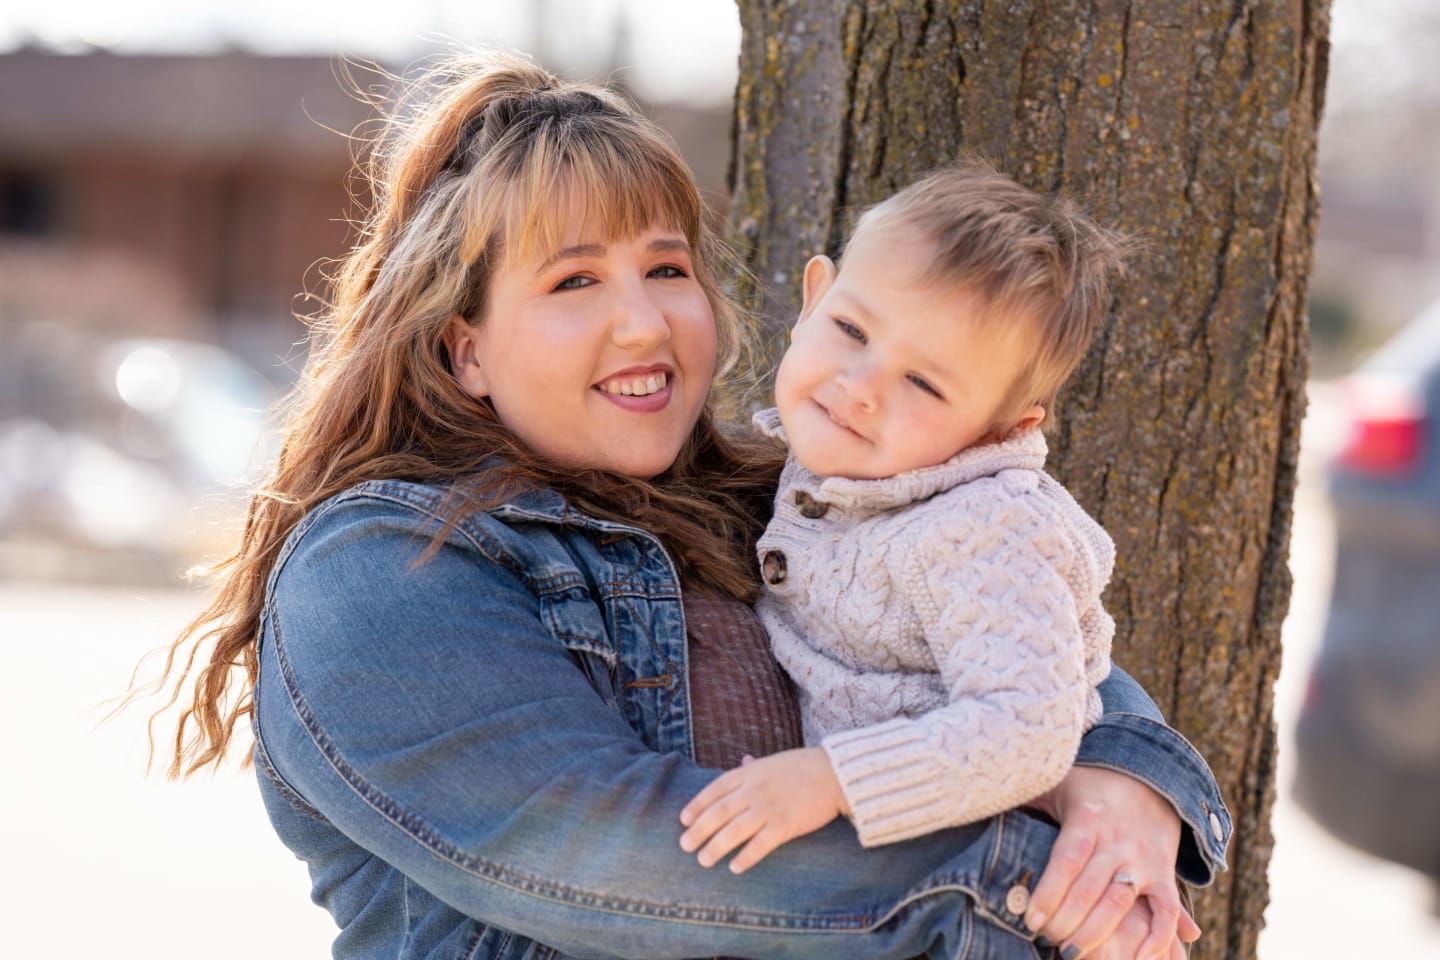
[610, 284, 671, 351]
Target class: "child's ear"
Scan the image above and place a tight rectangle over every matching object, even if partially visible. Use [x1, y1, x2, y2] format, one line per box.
[444, 314, 491, 398]
[797, 255, 838, 325]
[1014, 404, 1046, 433]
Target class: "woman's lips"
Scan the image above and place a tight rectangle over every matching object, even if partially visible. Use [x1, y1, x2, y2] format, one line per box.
[598, 371, 669, 397]
[595, 370, 673, 412]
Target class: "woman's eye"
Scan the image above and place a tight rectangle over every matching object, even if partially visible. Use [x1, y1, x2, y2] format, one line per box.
[649, 264, 689, 279]
[908, 374, 944, 399]
[835, 319, 865, 342]
[552, 275, 594, 291]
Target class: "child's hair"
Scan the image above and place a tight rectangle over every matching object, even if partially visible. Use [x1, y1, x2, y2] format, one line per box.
[852, 158, 1128, 435]
[141, 50, 782, 777]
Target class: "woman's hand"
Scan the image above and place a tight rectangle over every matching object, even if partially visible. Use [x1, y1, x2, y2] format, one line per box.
[1024, 766, 1202, 959]
[678, 748, 848, 874]
[1074, 895, 1190, 960]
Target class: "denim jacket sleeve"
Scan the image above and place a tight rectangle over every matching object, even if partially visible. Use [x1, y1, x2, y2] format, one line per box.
[254, 489, 1229, 958]
[1084, 666, 1232, 885]
[254, 492, 1053, 960]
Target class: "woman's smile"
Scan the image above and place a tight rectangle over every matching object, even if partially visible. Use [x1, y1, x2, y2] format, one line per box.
[595, 365, 673, 407]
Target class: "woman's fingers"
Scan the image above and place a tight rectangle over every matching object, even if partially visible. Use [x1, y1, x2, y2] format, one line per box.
[1046, 866, 1139, 955]
[1062, 882, 1193, 960]
[1024, 812, 1098, 932]
[1177, 907, 1201, 943]
[1133, 890, 1183, 960]
[1081, 894, 1151, 960]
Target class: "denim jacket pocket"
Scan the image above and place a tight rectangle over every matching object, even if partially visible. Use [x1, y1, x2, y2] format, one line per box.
[541, 589, 620, 709]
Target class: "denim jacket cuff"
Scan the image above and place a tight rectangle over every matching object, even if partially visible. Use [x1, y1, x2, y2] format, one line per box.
[1074, 712, 1232, 886]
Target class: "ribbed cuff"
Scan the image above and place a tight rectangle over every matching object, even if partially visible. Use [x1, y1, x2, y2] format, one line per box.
[822, 719, 955, 847]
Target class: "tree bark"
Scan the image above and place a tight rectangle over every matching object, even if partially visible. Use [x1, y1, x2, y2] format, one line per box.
[729, 2, 1330, 957]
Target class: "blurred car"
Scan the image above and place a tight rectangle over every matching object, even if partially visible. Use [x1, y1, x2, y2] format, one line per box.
[1294, 298, 1440, 893]
[0, 322, 279, 577]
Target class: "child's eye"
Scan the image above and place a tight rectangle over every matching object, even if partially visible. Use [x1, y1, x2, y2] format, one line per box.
[649, 264, 689, 279]
[553, 274, 595, 291]
[908, 374, 944, 399]
[834, 319, 866, 342]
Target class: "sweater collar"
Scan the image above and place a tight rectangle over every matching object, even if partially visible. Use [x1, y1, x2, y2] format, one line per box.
[753, 407, 1048, 510]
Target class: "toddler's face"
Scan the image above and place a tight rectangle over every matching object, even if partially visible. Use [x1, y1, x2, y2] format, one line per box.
[774, 226, 1042, 480]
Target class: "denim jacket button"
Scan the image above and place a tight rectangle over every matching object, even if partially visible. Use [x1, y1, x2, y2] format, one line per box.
[1209, 812, 1224, 841]
[761, 550, 788, 585]
[794, 490, 830, 519]
[1004, 883, 1030, 915]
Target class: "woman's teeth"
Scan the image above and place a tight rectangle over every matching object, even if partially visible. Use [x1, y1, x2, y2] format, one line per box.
[601, 373, 667, 397]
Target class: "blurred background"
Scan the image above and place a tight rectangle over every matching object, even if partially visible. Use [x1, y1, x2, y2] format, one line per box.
[1, 1, 1437, 957]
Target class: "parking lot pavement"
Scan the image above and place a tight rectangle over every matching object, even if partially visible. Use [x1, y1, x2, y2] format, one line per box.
[0, 582, 334, 959]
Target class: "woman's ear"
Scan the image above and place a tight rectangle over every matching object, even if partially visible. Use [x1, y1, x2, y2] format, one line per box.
[797, 255, 838, 326]
[444, 314, 490, 398]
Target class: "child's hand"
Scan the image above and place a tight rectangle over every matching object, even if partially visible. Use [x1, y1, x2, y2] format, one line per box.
[678, 747, 849, 874]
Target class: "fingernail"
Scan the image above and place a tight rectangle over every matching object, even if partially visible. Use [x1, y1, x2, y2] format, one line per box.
[1060, 946, 1080, 960]
[1024, 910, 1046, 931]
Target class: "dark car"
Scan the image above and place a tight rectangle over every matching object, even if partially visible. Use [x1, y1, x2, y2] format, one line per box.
[1294, 298, 1440, 892]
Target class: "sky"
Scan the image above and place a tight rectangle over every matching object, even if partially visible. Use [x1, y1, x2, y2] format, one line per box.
[0, 0, 744, 104]
[1, 1, 1435, 106]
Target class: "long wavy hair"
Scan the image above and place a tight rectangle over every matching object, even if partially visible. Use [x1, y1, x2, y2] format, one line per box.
[146, 51, 783, 778]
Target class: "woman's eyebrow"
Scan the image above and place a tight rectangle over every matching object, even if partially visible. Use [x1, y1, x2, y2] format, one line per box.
[535, 243, 606, 274]
[648, 237, 691, 255]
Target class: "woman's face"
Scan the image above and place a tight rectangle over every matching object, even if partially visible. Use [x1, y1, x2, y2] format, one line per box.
[449, 221, 717, 478]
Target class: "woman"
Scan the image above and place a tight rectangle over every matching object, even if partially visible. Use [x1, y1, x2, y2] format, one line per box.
[155, 51, 1228, 959]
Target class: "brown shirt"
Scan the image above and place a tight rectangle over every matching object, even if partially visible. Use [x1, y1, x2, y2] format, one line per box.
[682, 591, 804, 769]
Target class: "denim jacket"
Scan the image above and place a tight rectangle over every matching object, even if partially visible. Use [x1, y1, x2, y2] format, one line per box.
[254, 479, 1231, 960]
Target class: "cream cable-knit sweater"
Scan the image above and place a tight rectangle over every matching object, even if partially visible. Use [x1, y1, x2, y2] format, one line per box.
[753, 409, 1115, 848]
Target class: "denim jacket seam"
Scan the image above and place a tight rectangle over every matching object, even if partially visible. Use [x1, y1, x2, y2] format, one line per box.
[267, 483, 593, 607]
[269, 582, 880, 930]
[1096, 712, 1228, 808]
[613, 591, 684, 732]
[354, 480, 689, 602]
[1097, 714, 1233, 827]
[253, 723, 328, 822]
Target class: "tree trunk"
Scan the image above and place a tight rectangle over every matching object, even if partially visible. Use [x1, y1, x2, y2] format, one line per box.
[728, 2, 1330, 958]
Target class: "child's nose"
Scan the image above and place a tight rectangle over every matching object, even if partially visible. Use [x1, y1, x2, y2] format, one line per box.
[836, 363, 881, 412]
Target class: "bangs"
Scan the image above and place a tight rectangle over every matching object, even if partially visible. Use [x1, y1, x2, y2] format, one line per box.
[479, 118, 704, 268]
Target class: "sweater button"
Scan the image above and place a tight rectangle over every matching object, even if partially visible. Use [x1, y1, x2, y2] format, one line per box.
[761, 550, 788, 585]
[794, 490, 830, 519]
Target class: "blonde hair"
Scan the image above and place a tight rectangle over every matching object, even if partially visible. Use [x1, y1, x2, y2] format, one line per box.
[854, 158, 1128, 435]
[144, 51, 782, 777]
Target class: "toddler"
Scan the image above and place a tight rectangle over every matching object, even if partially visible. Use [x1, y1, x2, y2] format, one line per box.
[680, 161, 1125, 871]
